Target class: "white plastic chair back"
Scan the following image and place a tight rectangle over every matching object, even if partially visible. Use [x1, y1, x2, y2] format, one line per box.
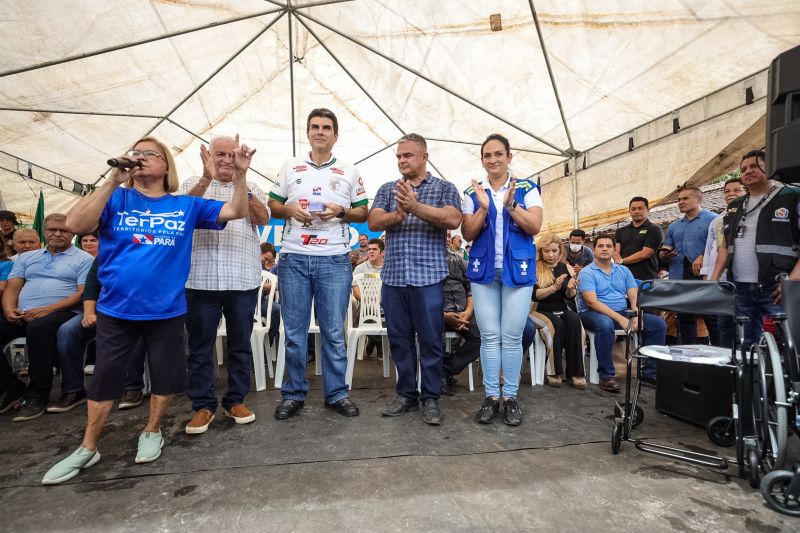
[355, 273, 382, 327]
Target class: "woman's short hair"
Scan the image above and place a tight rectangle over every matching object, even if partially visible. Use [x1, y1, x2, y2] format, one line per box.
[126, 137, 179, 193]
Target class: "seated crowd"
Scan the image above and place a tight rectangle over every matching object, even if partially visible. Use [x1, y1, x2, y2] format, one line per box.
[0, 108, 796, 487]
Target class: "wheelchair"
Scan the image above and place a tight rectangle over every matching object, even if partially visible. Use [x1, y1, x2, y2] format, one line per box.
[610, 279, 789, 492]
[758, 279, 800, 517]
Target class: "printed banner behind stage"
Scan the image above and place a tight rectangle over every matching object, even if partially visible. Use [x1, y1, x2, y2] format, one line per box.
[258, 219, 381, 250]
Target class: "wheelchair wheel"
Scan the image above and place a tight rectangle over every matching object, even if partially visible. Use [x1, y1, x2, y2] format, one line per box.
[761, 469, 800, 517]
[706, 416, 735, 447]
[750, 334, 788, 472]
[611, 420, 622, 455]
[614, 403, 644, 428]
[748, 446, 761, 488]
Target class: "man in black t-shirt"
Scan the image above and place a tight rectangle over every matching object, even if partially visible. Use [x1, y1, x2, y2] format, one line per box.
[614, 196, 663, 281]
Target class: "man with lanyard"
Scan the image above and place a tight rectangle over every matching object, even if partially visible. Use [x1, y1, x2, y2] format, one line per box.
[659, 186, 718, 344]
[180, 135, 270, 435]
[369, 133, 462, 425]
[613, 197, 663, 282]
[711, 149, 800, 347]
[268, 108, 368, 420]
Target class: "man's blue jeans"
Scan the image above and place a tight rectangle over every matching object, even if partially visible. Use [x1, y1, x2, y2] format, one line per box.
[579, 310, 665, 380]
[185, 288, 258, 412]
[56, 312, 90, 395]
[735, 282, 783, 348]
[382, 281, 445, 401]
[279, 253, 352, 404]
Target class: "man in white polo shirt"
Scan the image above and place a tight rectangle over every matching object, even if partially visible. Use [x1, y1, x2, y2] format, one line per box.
[268, 108, 368, 420]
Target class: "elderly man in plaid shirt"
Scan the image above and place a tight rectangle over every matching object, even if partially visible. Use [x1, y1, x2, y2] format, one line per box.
[368, 133, 462, 425]
[180, 135, 270, 434]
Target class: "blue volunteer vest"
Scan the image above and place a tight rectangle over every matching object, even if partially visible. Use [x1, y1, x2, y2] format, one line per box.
[465, 179, 537, 288]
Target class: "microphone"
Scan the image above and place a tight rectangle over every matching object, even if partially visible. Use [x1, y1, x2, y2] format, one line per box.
[107, 158, 142, 169]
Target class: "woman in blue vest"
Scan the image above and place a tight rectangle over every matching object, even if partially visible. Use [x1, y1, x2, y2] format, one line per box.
[461, 134, 543, 425]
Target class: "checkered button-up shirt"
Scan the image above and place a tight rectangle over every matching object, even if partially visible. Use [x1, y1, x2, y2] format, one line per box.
[180, 177, 268, 291]
[371, 173, 461, 287]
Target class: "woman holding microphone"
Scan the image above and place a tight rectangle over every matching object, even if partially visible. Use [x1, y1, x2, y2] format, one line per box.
[461, 134, 543, 426]
[42, 135, 252, 485]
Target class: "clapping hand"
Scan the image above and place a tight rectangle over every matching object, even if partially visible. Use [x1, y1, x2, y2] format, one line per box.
[199, 144, 217, 181]
[394, 179, 419, 214]
[470, 179, 490, 210]
[503, 177, 517, 210]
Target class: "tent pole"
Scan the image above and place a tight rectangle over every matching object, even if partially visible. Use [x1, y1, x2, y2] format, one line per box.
[296, 16, 449, 179]
[295, 11, 569, 157]
[288, 6, 297, 157]
[528, 0, 575, 152]
[0, 7, 285, 78]
[571, 156, 579, 228]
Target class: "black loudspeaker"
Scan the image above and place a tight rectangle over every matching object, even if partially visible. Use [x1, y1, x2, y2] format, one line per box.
[766, 44, 800, 184]
[654, 360, 734, 427]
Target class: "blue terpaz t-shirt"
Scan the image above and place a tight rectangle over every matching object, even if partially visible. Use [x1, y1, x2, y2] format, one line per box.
[96, 187, 225, 320]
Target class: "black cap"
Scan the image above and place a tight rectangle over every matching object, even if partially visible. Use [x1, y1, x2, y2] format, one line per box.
[0, 210, 18, 225]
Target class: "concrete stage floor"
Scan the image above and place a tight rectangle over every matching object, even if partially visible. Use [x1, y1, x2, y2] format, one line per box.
[1, 358, 797, 532]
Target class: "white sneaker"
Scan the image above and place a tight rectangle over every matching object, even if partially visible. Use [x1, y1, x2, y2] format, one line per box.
[84, 365, 95, 376]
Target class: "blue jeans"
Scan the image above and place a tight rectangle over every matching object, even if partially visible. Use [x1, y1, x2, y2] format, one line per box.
[185, 288, 258, 411]
[471, 269, 533, 399]
[279, 253, 352, 404]
[56, 312, 90, 395]
[735, 282, 783, 348]
[382, 281, 445, 401]
[579, 310, 665, 380]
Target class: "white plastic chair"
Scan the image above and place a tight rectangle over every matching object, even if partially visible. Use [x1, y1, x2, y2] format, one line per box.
[345, 273, 391, 387]
[444, 331, 475, 391]
[585, 328, 634, 384]
[250, 270, 277, 391]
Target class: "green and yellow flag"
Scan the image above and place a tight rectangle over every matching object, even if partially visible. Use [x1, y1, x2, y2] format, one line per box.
[32, 190, 45, 243]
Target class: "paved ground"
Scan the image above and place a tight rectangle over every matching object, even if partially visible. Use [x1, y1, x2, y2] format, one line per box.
[1, 358, 797, 532]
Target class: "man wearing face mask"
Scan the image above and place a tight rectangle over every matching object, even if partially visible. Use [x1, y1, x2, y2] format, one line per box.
[180, 135, 270, 435]
[563, 229, 594, 276]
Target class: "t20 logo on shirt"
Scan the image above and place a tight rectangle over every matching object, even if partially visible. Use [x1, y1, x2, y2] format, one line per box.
[300, 234, 329, 245]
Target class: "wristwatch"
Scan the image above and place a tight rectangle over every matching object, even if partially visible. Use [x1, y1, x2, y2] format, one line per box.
[618, 258, 624, 265]
[336, 209, 346, 219]
[247, 192, 253, 200]
[509, 200, 518, 211]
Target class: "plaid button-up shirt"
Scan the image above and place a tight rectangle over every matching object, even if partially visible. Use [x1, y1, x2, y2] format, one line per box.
[180, 176, 268, 291]
[371, 173, 461, 287]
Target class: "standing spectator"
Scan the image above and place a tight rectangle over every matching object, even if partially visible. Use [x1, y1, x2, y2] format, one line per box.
[613, 197, 663, 281]
[660, 186, 718, 344]
[461, 134, 543, 426]
[0, 210, 19, 250]
[711, 150, 800, 346]
[77, 232, 99, 257]
[10, 228, 40, 259]
[563, 229, 594, 275]
[267, 108, 368, 420]
[369, 133, 461, 425]
[578, 235, 665, 391]
[451, 234, 468, 262]
[43, 136, 249, 485]
[534, 233, 585, 389]
[0, 213, 93, 419]
[181, 135, 270, 435]
[700, 179, 746, 347]
[355, 233, 370, 265]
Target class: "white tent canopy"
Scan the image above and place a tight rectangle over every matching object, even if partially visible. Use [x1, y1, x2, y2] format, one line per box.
[1, 0, 799, 227]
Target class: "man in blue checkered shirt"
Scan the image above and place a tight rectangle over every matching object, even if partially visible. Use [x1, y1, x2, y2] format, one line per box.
[368, 133, 462, 425]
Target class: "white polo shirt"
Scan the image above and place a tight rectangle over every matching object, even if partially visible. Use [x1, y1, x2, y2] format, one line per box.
[270, 153, 368, 256]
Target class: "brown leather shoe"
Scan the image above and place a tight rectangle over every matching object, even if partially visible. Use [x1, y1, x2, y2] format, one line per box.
[570, 377, 587, 390]
[545, 375, 562, 387]
[600, 378, 620, 393]
[225, 404, 256, 425]
[185, 408, 215, 435]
